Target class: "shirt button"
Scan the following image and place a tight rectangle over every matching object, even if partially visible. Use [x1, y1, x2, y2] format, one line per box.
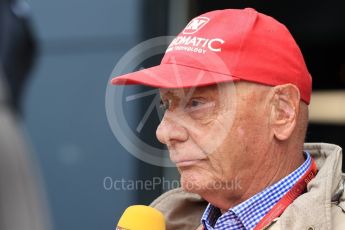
[307, 227, 315, 230]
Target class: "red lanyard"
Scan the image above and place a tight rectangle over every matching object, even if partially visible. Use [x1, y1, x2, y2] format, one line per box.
[202, 158, 318, 230]
[253, 158, 318, 230]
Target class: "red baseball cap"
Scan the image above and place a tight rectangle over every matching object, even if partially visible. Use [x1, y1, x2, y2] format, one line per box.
[111, 8, 312, 104]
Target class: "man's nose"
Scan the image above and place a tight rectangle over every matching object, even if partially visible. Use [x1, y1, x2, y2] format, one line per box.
[156, 112, 188, 145]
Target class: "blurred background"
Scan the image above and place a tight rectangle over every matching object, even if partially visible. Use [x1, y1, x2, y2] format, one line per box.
[0, 0, 344, 229]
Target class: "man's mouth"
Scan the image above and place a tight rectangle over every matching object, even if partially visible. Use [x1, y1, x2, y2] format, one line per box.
[175, 159, 203, 167]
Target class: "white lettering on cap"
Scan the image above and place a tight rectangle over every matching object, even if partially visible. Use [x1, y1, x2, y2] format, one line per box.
[166, 36, 225, 53]
[208, 38, 225, 52]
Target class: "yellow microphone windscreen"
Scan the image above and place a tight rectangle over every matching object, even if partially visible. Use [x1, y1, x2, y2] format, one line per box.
[116, 205, 165, 230]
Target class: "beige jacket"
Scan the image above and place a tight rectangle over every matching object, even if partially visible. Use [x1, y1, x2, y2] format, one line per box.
[151, 143, 345, 230]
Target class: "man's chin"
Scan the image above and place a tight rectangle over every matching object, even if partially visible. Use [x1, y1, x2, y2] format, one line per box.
[180, 181, 203, 194]
[179, 172, 208, 194]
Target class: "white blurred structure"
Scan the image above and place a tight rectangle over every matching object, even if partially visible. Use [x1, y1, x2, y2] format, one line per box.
[310, 91, 345, 124]
[0, 68, 51, 230]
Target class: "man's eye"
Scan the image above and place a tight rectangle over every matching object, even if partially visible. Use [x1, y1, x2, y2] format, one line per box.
[189, 99, 204, 108]
[185, 98, 215, 113]
[185, 99, 207, 111]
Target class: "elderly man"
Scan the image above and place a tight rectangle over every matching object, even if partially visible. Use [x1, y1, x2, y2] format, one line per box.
[112, 8, 345, 230]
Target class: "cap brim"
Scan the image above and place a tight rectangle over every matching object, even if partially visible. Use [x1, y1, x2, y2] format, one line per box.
[111, 63, 240, 88]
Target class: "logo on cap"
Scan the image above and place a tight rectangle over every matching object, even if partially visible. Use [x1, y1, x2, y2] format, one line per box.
[183, 17, 209, 34]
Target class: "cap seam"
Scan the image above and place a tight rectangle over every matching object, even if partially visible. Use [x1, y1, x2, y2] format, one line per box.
[231, 9, 258, 75]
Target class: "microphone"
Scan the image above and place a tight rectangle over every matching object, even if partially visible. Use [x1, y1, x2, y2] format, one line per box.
[116, 205, 165, 230]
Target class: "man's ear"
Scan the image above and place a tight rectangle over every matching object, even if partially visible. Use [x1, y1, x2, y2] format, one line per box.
[270, 84, 300, 141]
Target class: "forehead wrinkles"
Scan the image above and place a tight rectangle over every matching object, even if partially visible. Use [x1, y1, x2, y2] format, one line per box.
[159, 85, 219, 97]
[160, 85, 220, 99]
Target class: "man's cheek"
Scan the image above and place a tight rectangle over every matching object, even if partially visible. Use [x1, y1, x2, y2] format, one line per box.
[198, 120, 232, 154]
[236, 127, 245, 137]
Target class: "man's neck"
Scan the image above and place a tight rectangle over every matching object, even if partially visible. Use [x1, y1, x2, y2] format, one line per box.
[205, 149, 306, 213]
[263, 150, 306, 190]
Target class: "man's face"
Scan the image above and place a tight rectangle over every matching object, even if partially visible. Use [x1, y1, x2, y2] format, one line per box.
[156, 82, 272, 199]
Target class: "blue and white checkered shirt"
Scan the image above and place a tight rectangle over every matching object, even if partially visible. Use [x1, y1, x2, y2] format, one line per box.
[201, 152, 311, 230]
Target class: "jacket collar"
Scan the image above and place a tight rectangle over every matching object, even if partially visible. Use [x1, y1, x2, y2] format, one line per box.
[271, 143, 344, 229]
